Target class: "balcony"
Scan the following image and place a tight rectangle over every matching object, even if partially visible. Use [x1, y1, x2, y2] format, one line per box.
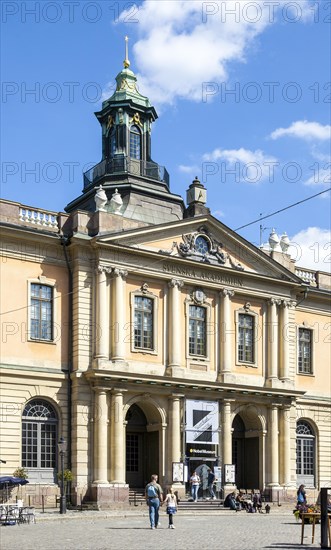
[83, 156, 170, 189]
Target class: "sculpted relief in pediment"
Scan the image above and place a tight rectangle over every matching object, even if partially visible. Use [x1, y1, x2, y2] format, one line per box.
[159, 225, 244, 271]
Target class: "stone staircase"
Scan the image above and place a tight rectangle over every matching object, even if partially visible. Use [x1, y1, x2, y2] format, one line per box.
[178, 498, 224, 512]
[129, 488, 146, 506]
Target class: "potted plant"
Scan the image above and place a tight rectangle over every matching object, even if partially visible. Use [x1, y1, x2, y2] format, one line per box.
[12, 467, 28, 501]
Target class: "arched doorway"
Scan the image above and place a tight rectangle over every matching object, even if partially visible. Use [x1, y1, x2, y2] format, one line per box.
[232, 412, 260, 489]
[125, 403, 159, 488]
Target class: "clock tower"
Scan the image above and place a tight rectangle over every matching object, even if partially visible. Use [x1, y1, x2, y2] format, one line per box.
[65, 38, 184, 225]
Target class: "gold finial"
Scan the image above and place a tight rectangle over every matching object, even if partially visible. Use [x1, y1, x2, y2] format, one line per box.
[124, 35, 130, 68]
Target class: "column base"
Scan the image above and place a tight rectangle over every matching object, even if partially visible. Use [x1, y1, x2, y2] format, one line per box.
[166, 366, 186, 377]
[90, 483, 129, 508]
[218, 372, 236, 384]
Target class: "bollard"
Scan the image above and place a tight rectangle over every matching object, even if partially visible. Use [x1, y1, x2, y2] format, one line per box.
[320, 487, 330, 549]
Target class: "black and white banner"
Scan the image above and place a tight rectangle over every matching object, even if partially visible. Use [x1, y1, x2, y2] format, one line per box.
[186, 400, 219, 444]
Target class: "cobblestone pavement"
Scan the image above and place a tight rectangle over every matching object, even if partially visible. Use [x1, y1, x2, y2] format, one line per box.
[0, 511, 322, 550]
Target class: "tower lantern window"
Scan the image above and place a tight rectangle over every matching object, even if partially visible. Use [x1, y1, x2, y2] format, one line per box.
[130, 125, 141, 160]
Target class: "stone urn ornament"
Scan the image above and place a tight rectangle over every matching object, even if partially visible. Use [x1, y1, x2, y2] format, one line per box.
[94, 185, 108, 212]
[110, 188, 123, 215]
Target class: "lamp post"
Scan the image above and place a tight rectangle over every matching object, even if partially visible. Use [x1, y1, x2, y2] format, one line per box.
[58, 436, 67, 514]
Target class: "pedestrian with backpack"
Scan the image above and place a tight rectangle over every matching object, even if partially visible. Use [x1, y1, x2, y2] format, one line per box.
[145, 474, 163, 529]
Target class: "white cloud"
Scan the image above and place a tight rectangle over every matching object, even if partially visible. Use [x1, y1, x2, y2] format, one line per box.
[202, 147, 277, 184]
[289, 227, 331, 271]
[118, 1, 302, 105]
[178, 164, 200, 175]
[270, 121, 331, 141]
[212, 209, 225, 219]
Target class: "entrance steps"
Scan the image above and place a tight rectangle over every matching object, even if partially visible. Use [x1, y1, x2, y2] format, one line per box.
[178, 498, 224, 512]
[129, 488, 146, 506]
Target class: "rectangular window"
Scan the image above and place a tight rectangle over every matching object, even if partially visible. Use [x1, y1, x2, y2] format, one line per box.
[298, 328, 312, 374]
[134, 296, 153, 350]
[238, 314, 254, 363]
[189, 305, 206, 356]
[30, 284, 53, 341]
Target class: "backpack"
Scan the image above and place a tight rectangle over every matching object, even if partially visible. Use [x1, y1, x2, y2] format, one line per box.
[147, 484, 158, 498]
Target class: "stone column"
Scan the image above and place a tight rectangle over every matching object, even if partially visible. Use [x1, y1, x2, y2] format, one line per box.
[168, 279, 184, 368]
[222, 399, 233, 467]
[280, 404, 292, 487]
[168, 394, 182, 464]
[110, 389, 126, 484]
[219, 289, 235, 378]
[93, 388, 109, 483]
[95, 266, 112, 359]
[268, 404, 280, 487]
[111, 269, 128, 361]
[280, 300, 292, 381]
[268, 299, 280, 381]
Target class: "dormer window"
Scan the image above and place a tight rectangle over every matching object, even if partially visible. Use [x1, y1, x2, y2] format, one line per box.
[130, 125, 141, 160]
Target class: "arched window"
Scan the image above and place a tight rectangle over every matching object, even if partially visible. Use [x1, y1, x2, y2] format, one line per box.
[109, 127, 116, 158]
[22, 400, 58, 483]
[296, 420, 315, 487]
[130, 125, 141, 160]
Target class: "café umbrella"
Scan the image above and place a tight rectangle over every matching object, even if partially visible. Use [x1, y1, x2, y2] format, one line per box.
[0, 476, 29, 502]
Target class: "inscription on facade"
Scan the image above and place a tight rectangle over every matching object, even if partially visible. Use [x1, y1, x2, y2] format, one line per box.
[162, 262, 243, 287]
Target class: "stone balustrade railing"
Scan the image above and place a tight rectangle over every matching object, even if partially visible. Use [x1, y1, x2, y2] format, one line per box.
[19, 208, 58, 229]
[295, 268, 317, 286]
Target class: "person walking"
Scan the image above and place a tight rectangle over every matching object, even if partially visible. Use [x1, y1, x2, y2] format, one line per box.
[190, 471, 200, 502]
[145, 474, 163, 529]
[164, 487, 177, 529]
[207, 468, 216, 500]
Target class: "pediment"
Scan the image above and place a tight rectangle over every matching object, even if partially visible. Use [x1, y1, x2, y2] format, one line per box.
[96, 216, 299, 282]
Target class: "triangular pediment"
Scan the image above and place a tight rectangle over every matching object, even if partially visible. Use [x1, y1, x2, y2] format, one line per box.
[96, 215, 300, 283]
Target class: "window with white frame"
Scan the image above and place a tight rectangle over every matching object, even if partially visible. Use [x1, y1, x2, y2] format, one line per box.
[30, 283, 53, 341]
[189, 305, 207, 356]
[296, 420, 315, 487]
[238, 313, 254, 363]
[134, 296, 154, 350]
[22, 400, 58, 470]
[298, 327, 313, 374]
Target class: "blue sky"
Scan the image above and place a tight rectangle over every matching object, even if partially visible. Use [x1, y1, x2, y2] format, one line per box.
[1, 0, 330, 270]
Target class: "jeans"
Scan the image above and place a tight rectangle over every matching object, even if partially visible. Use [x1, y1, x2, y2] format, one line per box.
[208, 484, 215, 498]
[148, 498, 160, 527]
[191, 485, 199, 501]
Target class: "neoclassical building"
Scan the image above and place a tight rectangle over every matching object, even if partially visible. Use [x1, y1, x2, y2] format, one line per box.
[0, 53, 330, 507]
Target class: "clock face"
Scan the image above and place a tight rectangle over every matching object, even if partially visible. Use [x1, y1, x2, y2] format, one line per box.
[195, 235, 209, 254]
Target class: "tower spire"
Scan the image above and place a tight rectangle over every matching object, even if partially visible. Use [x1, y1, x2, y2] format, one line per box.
[124, 35, 130, 68]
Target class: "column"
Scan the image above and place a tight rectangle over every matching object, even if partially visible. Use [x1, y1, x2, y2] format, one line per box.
[95, 266, 111, 359]
[93, 388, 109, 483]
[110, 389, 126, 483]
[220, 289, 234, 375]
[168, 279, 184, 368]
[268, 299, 280, 380]
[281, 405, 291, 486]
[280, 300, 291, 380]
[222, 399, 233, 467]
[268, 404, 279, 487]
[168, 394, 182, 464]
[111, 269, 128, 361]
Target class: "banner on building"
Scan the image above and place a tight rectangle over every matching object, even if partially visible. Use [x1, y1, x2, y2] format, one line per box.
[186, 400, 219, 444]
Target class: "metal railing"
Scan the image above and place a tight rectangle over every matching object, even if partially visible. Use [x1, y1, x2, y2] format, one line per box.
[83, 156, 170, 188]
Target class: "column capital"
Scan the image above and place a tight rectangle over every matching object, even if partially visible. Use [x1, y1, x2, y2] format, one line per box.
[281, 299, 296, 308]
[169, 393, 185, 400]
[220, 288, 235, 298]
[97, 264, 112, 275]
[92, 386, 111, 394]
[111, 388, 127, 395]
[269, 297, 281, 306]
[112, 268, 128, 279]
[168, 278, 184, 288]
